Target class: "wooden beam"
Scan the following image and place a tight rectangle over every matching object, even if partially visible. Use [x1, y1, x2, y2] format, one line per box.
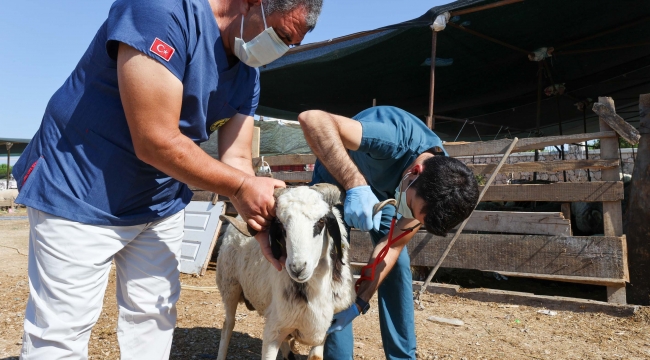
[191, 190, 214, 202]
[445, 131, 617, 157]
[451, 287, 638, 317]
[252, 154, 316, 167]
[597, 97, 627, 304]
[272, 171, 313, 183]
[625, 93, 650, 305]
[467, 159, 619, 175]
[455, 210, 570, 236]
[592, 102, 641, 145]
[479, 181, 623, 202]
[349, 231, 627, 280]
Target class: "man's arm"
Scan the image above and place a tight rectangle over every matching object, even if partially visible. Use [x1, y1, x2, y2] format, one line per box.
[298, 110, 381, 231]
[117, 42, 284, 240]
[297, 110, 365, 190]
[356, 217, 422, 303]
[218, 113, 255, 176]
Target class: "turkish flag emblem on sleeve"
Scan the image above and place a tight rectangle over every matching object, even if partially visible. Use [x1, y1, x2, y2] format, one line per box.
[150, 38, 175, 62]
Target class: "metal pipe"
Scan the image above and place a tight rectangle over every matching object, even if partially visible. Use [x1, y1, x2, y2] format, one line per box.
[450, 0, 524, 17]
[583, 106, 592, 181]
[427, 31, 438, 129]
[543, 60, 566, 181]
[534, 62, 543, 182]
[446, 22, 531, 56]
[434, 115, 523, 132]
[5, 143, 12, 190]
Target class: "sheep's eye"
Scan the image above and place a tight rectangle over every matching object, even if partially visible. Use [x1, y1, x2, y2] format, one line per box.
[313, 218, 326, 237]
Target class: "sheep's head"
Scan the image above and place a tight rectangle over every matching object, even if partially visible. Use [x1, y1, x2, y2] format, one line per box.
[221, 184, 345, 284]
[272, 185, 345, 283]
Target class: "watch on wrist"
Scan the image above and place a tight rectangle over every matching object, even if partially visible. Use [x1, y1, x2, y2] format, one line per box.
[355, 296, 370, 315]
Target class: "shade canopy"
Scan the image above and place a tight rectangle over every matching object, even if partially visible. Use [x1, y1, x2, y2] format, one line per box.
[258, 0, 650, 141]
[0, 138, 29, 157]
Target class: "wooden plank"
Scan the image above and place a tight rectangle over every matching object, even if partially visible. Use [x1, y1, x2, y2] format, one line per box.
[251, 127, 260, 158]
[455, 211, 570, 236]
[200, 203, 226, 276]
[598, 97, 627, 305]
[272, 171, 313, 183]
[191, 190, 214, 202]
[349, 231, 627, 280]
[467, 159, 619, 175]
[453, 288, 638, 317]
[445, 131, 617, 157]
[412, 281, 639, 317]
[479, 181, 623, 202]
[592, 102, 640, 145]
[252, 154, 316, 167]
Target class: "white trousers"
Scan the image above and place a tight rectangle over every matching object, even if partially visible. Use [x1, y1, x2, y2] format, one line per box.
[21, 207, 185, 360]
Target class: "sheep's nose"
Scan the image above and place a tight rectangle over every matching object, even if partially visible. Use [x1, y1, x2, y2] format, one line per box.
[289, 261, 307, 276]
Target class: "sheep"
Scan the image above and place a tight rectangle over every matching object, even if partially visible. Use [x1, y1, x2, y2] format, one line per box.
[215, 184, 354, 360]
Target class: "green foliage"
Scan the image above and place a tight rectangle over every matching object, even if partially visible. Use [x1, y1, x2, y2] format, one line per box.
[475, 174, 486, 186]
[590, 138, 638, 150]
[0, 164, 12, 179]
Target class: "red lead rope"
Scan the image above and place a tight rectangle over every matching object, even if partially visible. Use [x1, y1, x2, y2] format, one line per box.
[354, 216, 416, 293]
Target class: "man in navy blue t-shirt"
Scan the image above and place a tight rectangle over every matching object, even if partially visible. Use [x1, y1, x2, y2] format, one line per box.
[13, 0, 322, 358]
[299, 106, 480, 360]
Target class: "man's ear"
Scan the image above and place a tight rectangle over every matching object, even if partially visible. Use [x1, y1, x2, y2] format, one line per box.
[410, 164, 425, 176]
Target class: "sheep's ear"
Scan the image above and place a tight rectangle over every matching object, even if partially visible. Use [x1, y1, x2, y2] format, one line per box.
[325, 209, 344, 265]
[310, 183, 345, 207]
[273, 187, 289, 199]
[269, 218, 285, 260]
[219, 215, 258, 237]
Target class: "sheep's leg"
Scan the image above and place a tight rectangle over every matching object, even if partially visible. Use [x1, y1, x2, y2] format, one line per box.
[216, 282, 241, 360]
[280, 340, 299, 360]
[261, 324, 292, 360]
[307, 345, 324, 360]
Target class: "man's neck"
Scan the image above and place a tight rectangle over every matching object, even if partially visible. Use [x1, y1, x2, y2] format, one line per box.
[209, 0, 239, 60]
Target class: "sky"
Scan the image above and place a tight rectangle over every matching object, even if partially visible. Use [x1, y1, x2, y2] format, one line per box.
[0, 0, 452, 145]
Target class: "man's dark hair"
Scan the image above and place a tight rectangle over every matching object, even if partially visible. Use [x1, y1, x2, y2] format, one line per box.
[414, 156, 479, 236]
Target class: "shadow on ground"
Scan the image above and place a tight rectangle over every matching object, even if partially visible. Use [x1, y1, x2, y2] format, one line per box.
[171, 327, 265, 360]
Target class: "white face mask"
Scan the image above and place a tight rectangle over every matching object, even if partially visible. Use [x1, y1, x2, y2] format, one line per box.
[394, 173, 419, 219]
[234, 2, 289, 68]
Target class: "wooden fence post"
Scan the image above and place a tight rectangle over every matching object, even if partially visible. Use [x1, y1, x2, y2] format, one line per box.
[598, 97, 627, 304]
[625, 94, 650, 305]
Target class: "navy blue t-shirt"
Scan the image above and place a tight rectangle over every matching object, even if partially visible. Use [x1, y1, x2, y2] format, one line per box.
[311, 106, 447, 241]
[13, 0, 260, 226]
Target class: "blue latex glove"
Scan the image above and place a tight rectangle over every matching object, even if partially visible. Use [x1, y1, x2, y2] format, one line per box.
[345, 186, 381, 231]
[327, 303, 360, 335]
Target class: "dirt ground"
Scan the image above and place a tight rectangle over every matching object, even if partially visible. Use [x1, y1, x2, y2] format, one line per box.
[2, 208, 650, 359]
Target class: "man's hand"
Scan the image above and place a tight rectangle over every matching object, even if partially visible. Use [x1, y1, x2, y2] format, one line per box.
[229, 176, 286, 232]
[327, 303, 360, 334]
[254, 230, 285, 272]
[345, 186, 381, 231]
